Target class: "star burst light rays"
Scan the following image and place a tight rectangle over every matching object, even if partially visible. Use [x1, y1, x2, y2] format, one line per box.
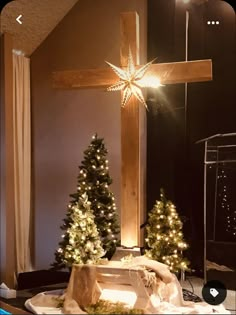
[106, 48, 162, 109]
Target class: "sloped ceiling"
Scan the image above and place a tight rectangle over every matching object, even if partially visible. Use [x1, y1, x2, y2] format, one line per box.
[0, 0, 79, 56]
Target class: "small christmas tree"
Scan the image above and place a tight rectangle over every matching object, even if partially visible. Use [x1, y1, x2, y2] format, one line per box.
[53, 193, 104, 268]
[70, 134, 120, 258]
[145, 189, 189, 273]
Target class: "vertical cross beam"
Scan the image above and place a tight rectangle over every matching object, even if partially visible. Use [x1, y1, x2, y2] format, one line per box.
[120, 12, 146, 247]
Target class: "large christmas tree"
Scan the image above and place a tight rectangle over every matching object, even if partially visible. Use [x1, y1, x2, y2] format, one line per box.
[145, 189, 189, 273]
[53, 193, 104, 268]
[59, 134, 119, 264]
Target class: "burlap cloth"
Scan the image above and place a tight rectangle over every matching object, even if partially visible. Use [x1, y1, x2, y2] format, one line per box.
[63, 264, 101, 314]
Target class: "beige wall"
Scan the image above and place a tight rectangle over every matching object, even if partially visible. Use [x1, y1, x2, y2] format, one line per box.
[31, 0, 147, 269]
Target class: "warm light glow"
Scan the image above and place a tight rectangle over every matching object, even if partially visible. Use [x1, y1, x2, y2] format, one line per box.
[139, 75, 163, 88]
[122, 237, 137, 248]
[100, 289, 137, 307]
[106, 48, 156, 109]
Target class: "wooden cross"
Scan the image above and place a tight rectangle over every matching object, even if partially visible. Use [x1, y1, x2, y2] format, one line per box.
[52, 12, 212, 248]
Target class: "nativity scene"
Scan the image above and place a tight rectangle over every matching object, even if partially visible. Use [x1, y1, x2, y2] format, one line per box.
[0, 0, 235, 314]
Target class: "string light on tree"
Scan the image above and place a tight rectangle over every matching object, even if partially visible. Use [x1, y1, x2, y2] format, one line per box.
[145, 189, 190, 273]
[69, 133, 120, 259]
[52, 134, 120, 268]
[53, 194, 104, 268]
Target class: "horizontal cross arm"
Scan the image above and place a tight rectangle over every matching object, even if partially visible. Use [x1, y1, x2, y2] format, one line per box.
[52, 59, 212, 89]
[52, 68, 117, 89]
[147, 59, 212, 84]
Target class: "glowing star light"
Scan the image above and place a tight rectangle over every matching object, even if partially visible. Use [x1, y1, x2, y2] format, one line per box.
[106, 48, 161, 109]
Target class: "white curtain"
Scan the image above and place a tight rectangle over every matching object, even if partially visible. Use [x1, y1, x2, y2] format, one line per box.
[13, 52, 32, 274]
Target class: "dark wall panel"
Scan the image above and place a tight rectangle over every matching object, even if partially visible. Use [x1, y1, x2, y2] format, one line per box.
[147, 0, 236, 272]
